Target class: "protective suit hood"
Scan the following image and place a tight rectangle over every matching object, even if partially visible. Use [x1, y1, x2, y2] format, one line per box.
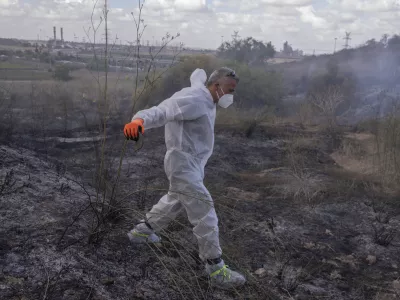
[190, 68, 207, 88]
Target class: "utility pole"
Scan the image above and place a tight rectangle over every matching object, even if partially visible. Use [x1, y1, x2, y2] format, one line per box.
[105, 0, 108, 70]
[343, 32, 351, 49]
[334, 37, 337, 53]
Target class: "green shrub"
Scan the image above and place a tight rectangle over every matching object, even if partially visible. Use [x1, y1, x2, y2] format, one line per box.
[136, 54, 284, 112]
[53, 65, 71, 81]
[224, 61, 284, 110]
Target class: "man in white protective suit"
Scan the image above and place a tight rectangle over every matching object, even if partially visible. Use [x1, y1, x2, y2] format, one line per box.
[123, 67, 246, 289]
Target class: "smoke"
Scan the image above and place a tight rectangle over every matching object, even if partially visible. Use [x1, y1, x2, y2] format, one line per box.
[279, 35, 400, 122]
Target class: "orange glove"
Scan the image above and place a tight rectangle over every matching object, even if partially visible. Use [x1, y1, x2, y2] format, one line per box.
[124, 118, 144, 141]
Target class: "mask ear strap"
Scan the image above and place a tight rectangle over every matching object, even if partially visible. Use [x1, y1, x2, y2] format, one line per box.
[215, 85, 221, 99]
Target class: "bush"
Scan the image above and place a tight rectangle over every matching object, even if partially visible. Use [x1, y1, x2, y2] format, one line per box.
[54, 65, 71, 81]
[307, 58, 356, 115]
[139, 54, 219, 107]
[0, 89, 15, 142]
[225, 61, 284, 110]
[374, 112, 400, 187]
[137, 54, 284, 112]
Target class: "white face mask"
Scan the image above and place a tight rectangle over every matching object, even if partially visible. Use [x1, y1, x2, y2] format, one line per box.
[217, 87, 234, 108]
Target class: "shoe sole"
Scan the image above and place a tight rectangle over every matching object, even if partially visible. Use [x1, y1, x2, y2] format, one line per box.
[127, 233, 162, 246]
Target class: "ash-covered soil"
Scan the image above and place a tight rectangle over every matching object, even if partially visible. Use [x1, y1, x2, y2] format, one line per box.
[1, 123, 400, 300]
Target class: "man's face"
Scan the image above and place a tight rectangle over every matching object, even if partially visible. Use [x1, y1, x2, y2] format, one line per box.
[211, 77, 237, 103]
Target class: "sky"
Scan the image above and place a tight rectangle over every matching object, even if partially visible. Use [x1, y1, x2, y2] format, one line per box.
[0, 0, 399, 54]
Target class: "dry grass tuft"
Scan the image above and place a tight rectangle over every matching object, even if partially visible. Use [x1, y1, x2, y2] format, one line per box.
[330, 132, 377, 176]
[331, 107, 400, 194]
[215, 106, 277, 138]
[280, 172, 326, 203]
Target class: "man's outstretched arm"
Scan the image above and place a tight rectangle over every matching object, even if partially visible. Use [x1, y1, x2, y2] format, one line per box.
[124, 98, 175, 140]
[124, 91, 206, 140]
[132, 102, 170, 130]
[133, 93, 205, 128]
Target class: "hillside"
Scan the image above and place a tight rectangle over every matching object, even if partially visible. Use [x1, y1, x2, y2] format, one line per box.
[1, 120, 400, 300]
[269, 39, 400, 124]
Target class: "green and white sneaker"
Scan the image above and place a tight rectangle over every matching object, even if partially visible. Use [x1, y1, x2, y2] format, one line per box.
[206, 260, 246, 290]
[127, 222, 161, 244]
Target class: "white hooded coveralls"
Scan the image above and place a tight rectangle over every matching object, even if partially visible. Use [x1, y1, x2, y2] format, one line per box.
[132, 69, 221, 260]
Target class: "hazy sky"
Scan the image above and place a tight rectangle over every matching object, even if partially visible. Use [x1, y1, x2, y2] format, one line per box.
[0, 0, 399, 54]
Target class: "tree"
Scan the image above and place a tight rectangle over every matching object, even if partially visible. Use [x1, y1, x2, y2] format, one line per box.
[283, 41, 293, 55]
[380, 34, 389, 47]
[217, 36, 275, 66]
[363, 38, 385, 52]
[388, 35, 400, 51]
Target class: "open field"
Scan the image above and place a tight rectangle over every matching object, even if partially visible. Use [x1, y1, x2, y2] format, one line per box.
[0, 69, 53, 80]
[0, 62, 147, 92]
[0, 60, 54, 80]
[0, 44, 36, 51]
[0, 61, 38, 69]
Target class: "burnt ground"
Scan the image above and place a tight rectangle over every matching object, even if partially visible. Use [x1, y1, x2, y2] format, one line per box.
[1, 122, 400, 300]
